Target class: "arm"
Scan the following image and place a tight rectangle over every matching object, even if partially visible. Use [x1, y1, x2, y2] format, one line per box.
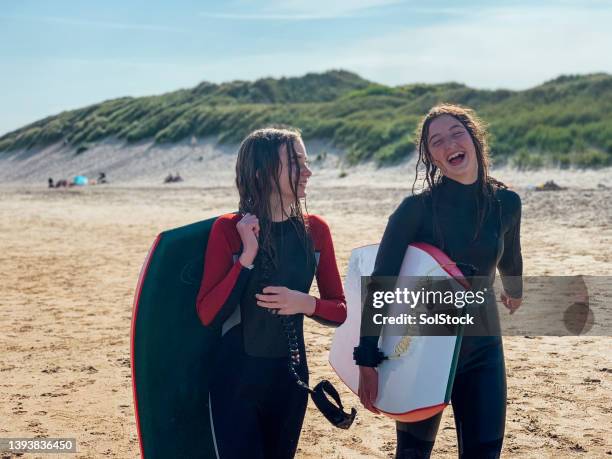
[310, 216, 347, 326]
[497, 192, 523, 300]
[355, 196, 423, 366]
[195, 218, 253, 328]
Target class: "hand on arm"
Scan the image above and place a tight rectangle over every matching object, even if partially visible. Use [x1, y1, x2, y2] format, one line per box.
[500, 289, 522, 314]
[236, 213, 259, 267]
[256, 286, 316, 315]
[359, 366, 380, 414]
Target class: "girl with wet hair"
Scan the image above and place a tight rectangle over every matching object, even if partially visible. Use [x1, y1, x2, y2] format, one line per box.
[355, 104, 523, 458]
[196, 127, 347, 458]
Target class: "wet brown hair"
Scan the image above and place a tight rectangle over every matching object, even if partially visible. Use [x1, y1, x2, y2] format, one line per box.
[413, 104, 507, 247]
[235, 127, 311, 270]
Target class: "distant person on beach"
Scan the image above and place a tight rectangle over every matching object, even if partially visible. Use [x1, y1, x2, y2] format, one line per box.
[164, 172, 184, 183]
[48, 178, 54, 188]
[355, 104, 523, 458]
[98, 172, 108, 184]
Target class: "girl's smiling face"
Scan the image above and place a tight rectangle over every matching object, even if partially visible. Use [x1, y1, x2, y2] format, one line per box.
[427, 114, 478, 184]
[277, 138, 311, 202]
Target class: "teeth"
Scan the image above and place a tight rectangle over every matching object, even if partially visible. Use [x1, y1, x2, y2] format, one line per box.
[448, 152, 465, 161]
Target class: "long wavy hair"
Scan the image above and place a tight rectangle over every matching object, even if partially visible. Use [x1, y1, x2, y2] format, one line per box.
[413, 104, 507, 248]
[235, 127, 311, 273]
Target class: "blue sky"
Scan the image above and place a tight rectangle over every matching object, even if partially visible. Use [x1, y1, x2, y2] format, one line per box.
[1, 0, 611, 135]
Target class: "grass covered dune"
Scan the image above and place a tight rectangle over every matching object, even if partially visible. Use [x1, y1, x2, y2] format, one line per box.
[1, 70, 611, 168]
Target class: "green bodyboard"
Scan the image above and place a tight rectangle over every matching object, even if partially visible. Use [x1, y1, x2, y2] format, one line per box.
[131, 217, 220, 459]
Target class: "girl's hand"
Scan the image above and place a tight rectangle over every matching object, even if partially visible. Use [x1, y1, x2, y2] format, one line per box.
[236, 213, 259, 266]
[255, 286, 316, 316]
[358, 366, 380, 414]
[500, 289, 522, 314]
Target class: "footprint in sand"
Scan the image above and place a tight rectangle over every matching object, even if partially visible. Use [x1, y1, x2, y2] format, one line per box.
[80, 365, 98, 374]
[27, 420, 48, 435]
[41, 366, 61, 374]
[61, 379, 95, 390]
[12, 402, 26, 415]
[115, 358, 130, 368]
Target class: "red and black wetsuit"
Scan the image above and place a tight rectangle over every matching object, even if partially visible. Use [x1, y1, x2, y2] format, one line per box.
[357, 176, 523, 459]
[196, 213, 346, 459]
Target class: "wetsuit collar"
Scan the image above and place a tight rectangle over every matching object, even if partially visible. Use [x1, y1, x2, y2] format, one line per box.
[439, 175, 481, 204]
[441, 175, 480, 189]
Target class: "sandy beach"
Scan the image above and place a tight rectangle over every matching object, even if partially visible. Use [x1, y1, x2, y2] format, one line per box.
[1, 158, 611, 457]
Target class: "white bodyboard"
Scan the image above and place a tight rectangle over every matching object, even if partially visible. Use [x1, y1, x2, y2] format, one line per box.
[329, 243, 464, 422]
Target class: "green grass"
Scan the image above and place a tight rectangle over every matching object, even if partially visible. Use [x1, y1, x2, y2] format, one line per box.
[1, 70, 611, 168]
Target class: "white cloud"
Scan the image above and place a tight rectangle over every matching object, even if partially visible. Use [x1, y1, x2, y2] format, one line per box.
[276, 0, 405, 15]
[200, 0, 406, 20]
[0, 13, 184, 33]
[195, 4, 612, 88]
[324, 5, 612, 88]
[194, 5, 612, 89]
[198, 11, 348, 20]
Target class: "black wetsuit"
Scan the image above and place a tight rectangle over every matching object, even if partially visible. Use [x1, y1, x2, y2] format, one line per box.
[197, 214, 346, 459]
[357, 176, 523, 459]
[210, 219, 313, 458]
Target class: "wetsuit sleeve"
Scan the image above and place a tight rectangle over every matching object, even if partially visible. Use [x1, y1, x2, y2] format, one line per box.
[357, 196, 423, 365]
[497, 192, 523, 299]
[196, 218, 252, 328]
[310, 216, 347, 326]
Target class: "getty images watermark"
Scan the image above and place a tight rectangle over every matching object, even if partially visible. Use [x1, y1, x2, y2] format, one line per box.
[360, 276, 608, 337]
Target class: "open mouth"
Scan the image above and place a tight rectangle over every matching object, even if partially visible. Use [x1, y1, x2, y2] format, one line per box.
[447, 151, 466, 166]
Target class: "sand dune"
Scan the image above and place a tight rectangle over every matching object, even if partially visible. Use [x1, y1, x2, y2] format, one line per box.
[1, 139, 611, 190]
